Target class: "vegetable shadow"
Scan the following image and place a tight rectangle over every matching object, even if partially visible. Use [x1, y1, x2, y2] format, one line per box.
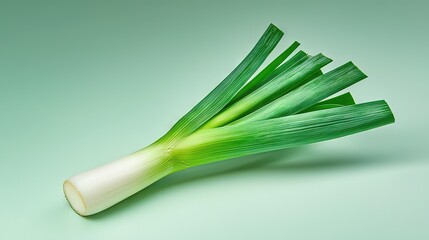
[85, 146, 406, 220]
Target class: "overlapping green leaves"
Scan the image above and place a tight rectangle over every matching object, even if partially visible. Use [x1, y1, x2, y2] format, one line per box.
[155, 24, 394, 166]
[157, 24, 284, 145]
[174, 101, 394, 166]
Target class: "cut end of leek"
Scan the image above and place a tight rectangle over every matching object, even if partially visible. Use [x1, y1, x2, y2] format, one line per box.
[64, 180, 86, 216]
[63, 23, 395, 216]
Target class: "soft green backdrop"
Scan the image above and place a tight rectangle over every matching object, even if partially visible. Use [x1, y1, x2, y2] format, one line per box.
[1, 0, 428, 239]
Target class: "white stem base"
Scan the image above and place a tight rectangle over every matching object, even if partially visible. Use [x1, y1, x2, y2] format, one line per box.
[63, 145, 174, 216]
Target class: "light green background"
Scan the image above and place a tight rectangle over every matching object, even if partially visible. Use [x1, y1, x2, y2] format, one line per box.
[1, 0, 428, 239]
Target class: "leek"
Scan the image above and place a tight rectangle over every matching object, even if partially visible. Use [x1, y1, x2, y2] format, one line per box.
[64, 24, 395, 216]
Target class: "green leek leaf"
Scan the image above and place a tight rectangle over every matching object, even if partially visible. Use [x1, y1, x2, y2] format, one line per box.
[234, 62, 366, 124]
[301, 92, 355, 113]
[158, 24, 284, 144]
[175, 101, 394, 166]
[203, 53, 332, 128]
[229, 41, 300, 104]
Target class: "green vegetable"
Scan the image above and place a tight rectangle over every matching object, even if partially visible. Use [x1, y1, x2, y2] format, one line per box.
[301, 92, 355, 113]
[175, 101, 394, 165]
[63, 24, 395, 216]
[228, 41, 301, 104]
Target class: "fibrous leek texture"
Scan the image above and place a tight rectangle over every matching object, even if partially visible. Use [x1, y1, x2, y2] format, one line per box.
[174, 101, 393, 166]
[64, 24, 395, 216]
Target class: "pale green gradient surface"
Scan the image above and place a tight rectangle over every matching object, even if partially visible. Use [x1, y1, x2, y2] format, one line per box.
[1, 1, 428, 239]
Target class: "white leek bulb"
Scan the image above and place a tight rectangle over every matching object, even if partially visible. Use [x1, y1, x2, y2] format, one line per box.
[63, 146, 174, 216]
